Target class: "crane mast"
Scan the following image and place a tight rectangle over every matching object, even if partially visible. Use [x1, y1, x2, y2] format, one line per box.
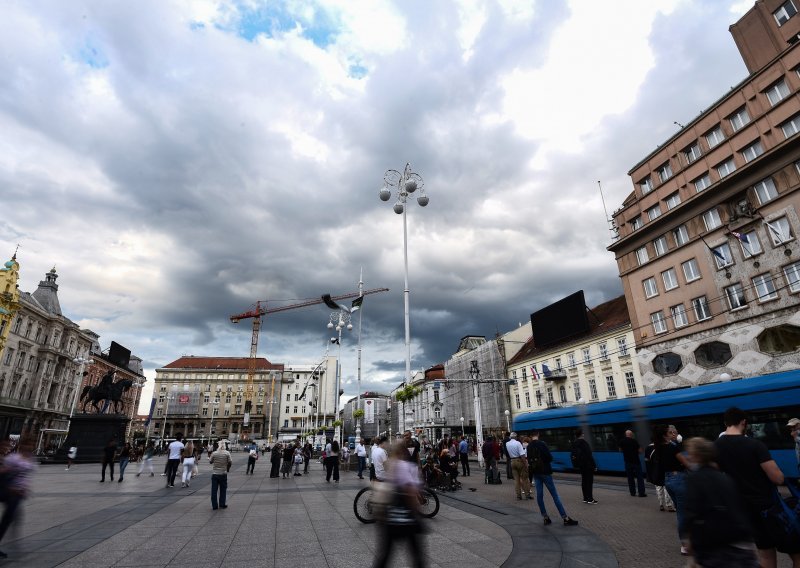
[230, 288, 389, 442]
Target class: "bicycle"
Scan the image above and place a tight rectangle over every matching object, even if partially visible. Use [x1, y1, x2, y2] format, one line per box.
[353, 485, 439, 523]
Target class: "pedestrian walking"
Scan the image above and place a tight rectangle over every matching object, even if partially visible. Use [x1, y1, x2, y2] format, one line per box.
[281, 443, 294, 478]
[246, 445, 258, 475]
[458, 435, 470, 477]
[165, 433, 184, 488]
[506, 433, 532, 500]
[355, 438, 367, 479]
[118, 442, 131, 483]
[372, 436, 389, 482]
[645, 440, 675, 512]
[100, 438, 116, 482]
[0, 438, 35, 559]
[482, 436, 499, 483]
[303, 442, 312, 474]
[65, 445, 77, 470]
[341, 443, 351, 471]
[527, 430, 579, 526]
[181, 441, 195, 487]
[293, 444, 304, 476]
[684, 436, 758, 568]
[715, 407, 799, 568]
[571, 430, 597, 504]
[619, 430, 646, 497]
[325, 439, 340, 483]
[136, 442, 155, 477]
[788, 417, 800, 475]
[208, 442, 232, 510]
[270, 443, 282, 478]
[653, 424, 690, 555]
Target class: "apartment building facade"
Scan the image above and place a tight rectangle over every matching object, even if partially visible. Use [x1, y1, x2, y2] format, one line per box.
[275, 357, 337, 443]
[608, 0, 800, 389]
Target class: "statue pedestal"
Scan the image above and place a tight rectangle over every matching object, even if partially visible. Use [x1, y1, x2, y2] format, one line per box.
[54, 414, 130, 463]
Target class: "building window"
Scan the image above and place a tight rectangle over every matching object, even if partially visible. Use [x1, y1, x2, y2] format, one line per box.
[766, 217, 793, 245]
[559, 386, 567, 403]
[203, 395, 209, 403]
[741, 140, 764, 163]
[285, 406, 289, 413]
[754, 178, 779, 205]
[643, 277, 658, 298]
[729, 106, 750, 132]
[673, 224, 689, 247]
[738, 230, 762, 258]
[684, 143, 702, 164]
[706, 126, 725, 148]
[224, 409, 230, 417]
[665, 192, 681, 210]
[640, 176, 654, 195]
[285, 394, 290, 401]
[547, 388, 554, 405]
[568, 352, 576, 368]
[784, 261, 800, 292]
[588, 379, 599, 401]
[671, 304, 689, 328]
[606, 376, 617, 398]
[724, 282, 748, 310]
[712, 242, 734, 269]
[653, 235, 668, 256]
[617, 337, 628, 356]
[657, 162, 673, 183]
[716, 158, 736, 178]
[630, 217, 642, 231]
[702, 208, 722, 231]
[651, 311, 668, 334]
[765, 79, 790, 106]
[202, 408, 208, 416]
[524, 391, 530, 407]
[781, 114, 800, 138]
[647, 205, 662, 221]
[599, 342, 608, 359]
[582, 348, 591, 364]
[662, 268, 679, 290]
[535, 391, 543, 406]
[682, 258, 702, 282]
[692, 296, 712, 321]
[774, 1, 798, 25]
[625, 372, 637, 395]
[3, 349, 13, 366]
[573, 382, 581, 401]
[753, 273, 778, 301]
[636, 246, 649, 266]
[515, 393, 520, 408]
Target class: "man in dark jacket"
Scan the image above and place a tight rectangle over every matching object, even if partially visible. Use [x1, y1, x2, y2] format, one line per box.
[572, 430, 597, 504]
[528, 430, 578, 526]
[482, 436, 498, 482]
[619, 430, 647, 497]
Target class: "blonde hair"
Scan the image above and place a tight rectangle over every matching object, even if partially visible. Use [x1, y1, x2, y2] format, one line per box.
[685, 437, 715, 466]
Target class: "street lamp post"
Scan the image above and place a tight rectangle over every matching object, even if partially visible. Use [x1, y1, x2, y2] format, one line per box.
[160, 395, 175, 448]
[126, 378, 145, 439]
[460, 416, 464, 437]
[355, 269, 364, 446]
[379, 163, 429, 391]
[69, 356, 94, 424]
[504, 409, 511, 432]
[209, 400, 220, 446]
[328, 310, 352, 446]
[470, 360, 485, 468]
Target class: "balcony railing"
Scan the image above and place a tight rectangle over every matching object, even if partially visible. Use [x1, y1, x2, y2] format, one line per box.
[543, 368, 568, 381]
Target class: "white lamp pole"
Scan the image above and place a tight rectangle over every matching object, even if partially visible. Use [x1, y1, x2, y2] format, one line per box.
[379, 163, 429, 390]
[161, 395, 175, 447]
[460, 416, 464, 437]
[504, 409, 511, 432]
[69, 356, 94, 424]
[328, 311, 352, 446]
[355, 269, 364, 445]
[209, 400, 219, 445]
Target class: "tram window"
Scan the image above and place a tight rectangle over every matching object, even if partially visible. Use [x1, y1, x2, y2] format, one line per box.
[747, 410, 797, 450]
[667, 416, 723, 442]
[538, 428, 573, 452]
[589, 425, 621, 451]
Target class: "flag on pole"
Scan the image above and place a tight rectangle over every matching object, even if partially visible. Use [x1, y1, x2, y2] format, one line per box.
[700, 236, 726, 262]
[730, 231, 753, 256]
[542, 364, 552, 378]
[530, 365, 539, 381]
[298, 384, 307, 401]
[351, 295, 364, 312]
[765, 220, 788, 243]
[322, 294, 343, 310]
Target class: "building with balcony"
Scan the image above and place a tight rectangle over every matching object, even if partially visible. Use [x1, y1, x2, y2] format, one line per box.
[0, 267, 97, 442]
[507, 294, 643, 416]
[608, 0, 800, 389]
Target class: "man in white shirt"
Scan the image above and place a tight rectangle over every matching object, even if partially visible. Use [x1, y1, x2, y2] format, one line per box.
[166, 433, 184, 488]
[355, 439, 368, 479]
[372, 436, 389, 481]
[506, 432, 532, 500]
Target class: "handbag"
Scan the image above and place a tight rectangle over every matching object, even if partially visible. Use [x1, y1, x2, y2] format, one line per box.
[763, 484, 800, 553]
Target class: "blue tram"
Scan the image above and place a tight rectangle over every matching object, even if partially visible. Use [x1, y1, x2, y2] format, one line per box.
[512, 369, 800, 477]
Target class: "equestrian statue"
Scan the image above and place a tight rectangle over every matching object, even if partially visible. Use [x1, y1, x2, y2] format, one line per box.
[79, 370, 134, 414]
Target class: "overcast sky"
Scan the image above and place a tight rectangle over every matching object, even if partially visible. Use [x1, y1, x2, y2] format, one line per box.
[1, 0, 752, 413]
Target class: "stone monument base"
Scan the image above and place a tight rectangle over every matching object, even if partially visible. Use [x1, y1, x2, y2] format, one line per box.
[53, 414, 130, 463]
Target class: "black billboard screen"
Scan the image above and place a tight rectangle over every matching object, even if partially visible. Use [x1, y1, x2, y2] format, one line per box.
[108, 341, 131, 369]
[530, 290, 590, 349]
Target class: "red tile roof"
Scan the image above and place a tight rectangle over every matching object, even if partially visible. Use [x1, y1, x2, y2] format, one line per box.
[508, 295, 630, 365]
[162, 356, 284, 371]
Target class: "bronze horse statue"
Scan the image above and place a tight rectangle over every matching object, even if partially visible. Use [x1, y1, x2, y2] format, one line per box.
[79, 370, 134, 414]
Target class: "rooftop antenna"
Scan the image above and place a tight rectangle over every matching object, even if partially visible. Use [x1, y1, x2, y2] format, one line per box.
[674, 121, 685, 129]
[597, 181, 618, 240]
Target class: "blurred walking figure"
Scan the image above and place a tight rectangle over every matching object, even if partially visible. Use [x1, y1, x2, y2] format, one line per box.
[303, 442, 312, 474]
[654, 424, 690, 556]
[683, 437, 758, 568]
[181, 441, 195, 488]
[293, 443, 303, 476]
[65, 445, 77, 470]
[645, 440, 675, 512]
[100, 438, 116, 482]
[118, 442, 131, 483]
[372, 442, 426, 568]
[136, 442, 155, 477]
[0, 438, 35, 559]
[165, 433, 184, 488]
[246, 445, 258, 475]
[281, 443, 294, 479]
[325, 439, 340, 483]
[355, 439, 367, 479]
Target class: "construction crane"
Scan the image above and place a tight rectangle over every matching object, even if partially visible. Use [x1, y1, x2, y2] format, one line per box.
[230, 287, 389, 442]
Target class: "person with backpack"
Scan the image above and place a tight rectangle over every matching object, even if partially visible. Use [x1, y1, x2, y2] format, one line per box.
[571, 429, 597, 504]
[482, 436, 500, 484]
[528, 430, 578, 526]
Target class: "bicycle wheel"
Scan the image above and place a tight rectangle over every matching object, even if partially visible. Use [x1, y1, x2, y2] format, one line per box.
[353, 487, 376, 524]
[418, 487, 439, 518]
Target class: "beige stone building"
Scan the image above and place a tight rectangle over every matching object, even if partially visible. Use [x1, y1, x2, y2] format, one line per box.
[608, 0, 800, 390]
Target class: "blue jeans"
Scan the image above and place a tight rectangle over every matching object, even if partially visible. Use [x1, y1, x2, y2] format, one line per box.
[357, 456, 366, 477]
[625, 461, 646, 496]
[664, 471, 687, 539]
[533, 474, 567, 519]
[119, 458, 129, 480]
[211, 474, 227, 509]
